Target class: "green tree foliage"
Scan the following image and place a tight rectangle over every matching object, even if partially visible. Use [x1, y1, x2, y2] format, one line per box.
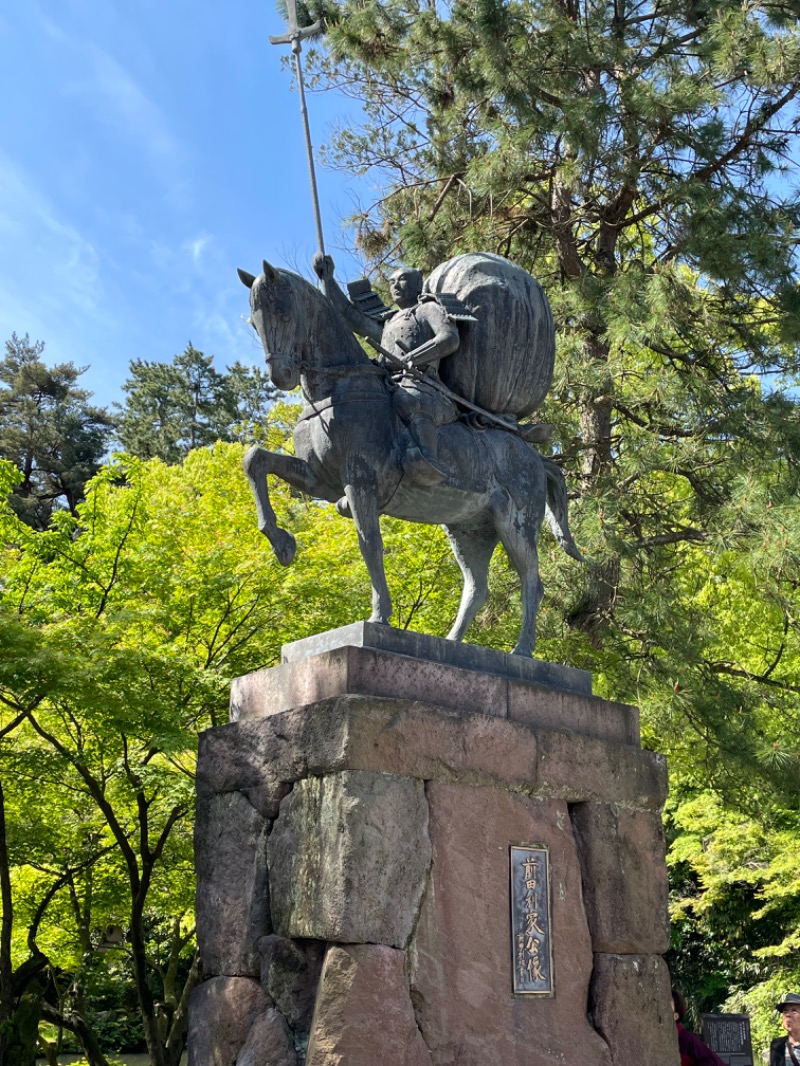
[0, 416, 467, 1064]
[296, 0, 800, 1038]
[0, 335, 114, 530]
[115, 344, 275, 462]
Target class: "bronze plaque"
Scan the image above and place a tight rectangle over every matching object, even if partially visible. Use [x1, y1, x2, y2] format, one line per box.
[510, 845, 554, 995]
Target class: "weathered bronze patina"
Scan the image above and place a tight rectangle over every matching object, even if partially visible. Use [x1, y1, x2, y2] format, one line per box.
[238, 252, 582, 655]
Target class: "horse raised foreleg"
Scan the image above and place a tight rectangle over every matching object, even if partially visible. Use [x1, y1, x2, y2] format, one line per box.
[444, 522, 498, 643]
[342, 458, 392, 625]
[242, 445, 323, 566]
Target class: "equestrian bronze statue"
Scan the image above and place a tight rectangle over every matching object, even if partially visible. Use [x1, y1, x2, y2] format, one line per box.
[237, 251, 582, 656]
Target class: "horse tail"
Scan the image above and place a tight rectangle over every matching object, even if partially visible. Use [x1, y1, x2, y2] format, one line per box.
[542, 457, 584, 562]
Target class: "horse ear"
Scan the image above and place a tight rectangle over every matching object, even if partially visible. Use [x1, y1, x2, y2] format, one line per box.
[262, 259, 279, 283]
[237, 268, 256, 289]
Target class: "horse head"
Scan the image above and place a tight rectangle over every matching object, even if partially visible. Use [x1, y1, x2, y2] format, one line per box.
[238, 260, 304, 391]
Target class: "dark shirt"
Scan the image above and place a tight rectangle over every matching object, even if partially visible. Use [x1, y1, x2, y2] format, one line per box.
[771, 1036, 800, 1066]
[677, 1023, 727, 1066]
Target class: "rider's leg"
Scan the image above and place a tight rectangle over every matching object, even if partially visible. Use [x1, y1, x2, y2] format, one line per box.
[412, 414, 440, 462]
[403, 414, 446, 484]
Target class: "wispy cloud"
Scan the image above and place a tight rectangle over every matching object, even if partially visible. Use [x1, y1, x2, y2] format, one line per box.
[36, 9, 185, 190]
[0, 154, 107, 324]
[187, 235, 211, 266]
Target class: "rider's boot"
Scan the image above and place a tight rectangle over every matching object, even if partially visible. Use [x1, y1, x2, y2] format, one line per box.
[336, 496, 352, 518]
[403, 416, 447, 486]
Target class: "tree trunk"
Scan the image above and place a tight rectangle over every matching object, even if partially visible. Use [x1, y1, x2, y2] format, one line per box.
[40, 1003, 111, 1066]
[165, 952, 202, 1066]
[0, 777, 17, 1066]
[579, 331, 614, 492]
[1, 987, 45, 1066]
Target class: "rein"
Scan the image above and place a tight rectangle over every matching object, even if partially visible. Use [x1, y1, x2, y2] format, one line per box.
[297, 391, 387, 424]
[299, 359, 384, 381]
[299, 357, 386, 407]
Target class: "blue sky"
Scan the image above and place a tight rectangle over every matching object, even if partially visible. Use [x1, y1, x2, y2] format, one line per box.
[0, 1, 372, 409]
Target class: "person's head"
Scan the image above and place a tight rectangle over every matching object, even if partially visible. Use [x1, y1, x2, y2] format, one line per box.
[389, 268, 423, 309]
[777, 993, 800, 1040]
[672, 989, 687, 1024]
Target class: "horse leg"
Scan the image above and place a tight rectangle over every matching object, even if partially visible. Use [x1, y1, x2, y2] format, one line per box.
[342, 460, 392, 625]
[444, 522, 499, 643]
[491, 489, 544, 657]
[242, 445, 326, 566]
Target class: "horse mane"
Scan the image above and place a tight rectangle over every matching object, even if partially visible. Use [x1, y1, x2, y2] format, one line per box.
[280, 268, 371, 366]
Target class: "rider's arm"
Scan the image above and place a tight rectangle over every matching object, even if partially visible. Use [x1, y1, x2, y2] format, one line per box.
[313, 254, 383, 344]
[403, 302, 460, 368]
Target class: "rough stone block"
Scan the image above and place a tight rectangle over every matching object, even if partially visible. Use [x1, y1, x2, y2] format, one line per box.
[408, 782, 613, 1066]
[196, 710, 323, 818]
[591, 954, 678, 1066]
[195, 792, 270, 976]
[259, 935, 325, 1033]
[268, 770, 431, 947]
[536, 731, 667, 808]
[305, 944, 432, 1066]
[188, 977, 268, 1066]
[198, 697, 538, 818]
[335, 700, 537, 790]
[235, 1007, 297, 1066]
[571, 804, 670, 954]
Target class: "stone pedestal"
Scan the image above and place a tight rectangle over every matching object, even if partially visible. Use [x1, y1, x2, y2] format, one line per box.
[189, 623, 678, 1066]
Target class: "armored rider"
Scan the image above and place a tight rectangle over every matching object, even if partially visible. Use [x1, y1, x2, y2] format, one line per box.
[313, 253, 460, 485]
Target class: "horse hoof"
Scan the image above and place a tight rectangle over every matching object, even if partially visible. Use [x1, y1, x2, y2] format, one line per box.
[273, 530, 297, 566]
[511, 643, 533, 657]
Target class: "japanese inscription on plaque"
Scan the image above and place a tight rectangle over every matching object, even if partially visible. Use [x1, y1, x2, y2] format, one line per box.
[510, 845, 554, 995]
[701, 1014, 754, 1066]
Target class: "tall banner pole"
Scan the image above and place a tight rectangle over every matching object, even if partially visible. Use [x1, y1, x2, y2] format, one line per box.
[270, 0, 327, 257]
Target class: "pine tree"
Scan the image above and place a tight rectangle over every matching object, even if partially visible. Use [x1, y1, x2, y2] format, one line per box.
[0, 334, 114, 529]
[116, 345, 275, 462]
[303, 0, 800, 1017]
[305, 0, 800, 741]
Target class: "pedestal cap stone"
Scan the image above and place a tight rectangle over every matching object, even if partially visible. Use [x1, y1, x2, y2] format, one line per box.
[230, 628, 639, 747]
[282, 621, 592, 694]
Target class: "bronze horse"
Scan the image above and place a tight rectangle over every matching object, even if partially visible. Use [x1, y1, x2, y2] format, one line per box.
[238, 260, 582, 656]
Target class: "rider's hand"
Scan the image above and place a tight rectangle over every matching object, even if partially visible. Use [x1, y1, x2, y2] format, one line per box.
[313, 253, 335, 281]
